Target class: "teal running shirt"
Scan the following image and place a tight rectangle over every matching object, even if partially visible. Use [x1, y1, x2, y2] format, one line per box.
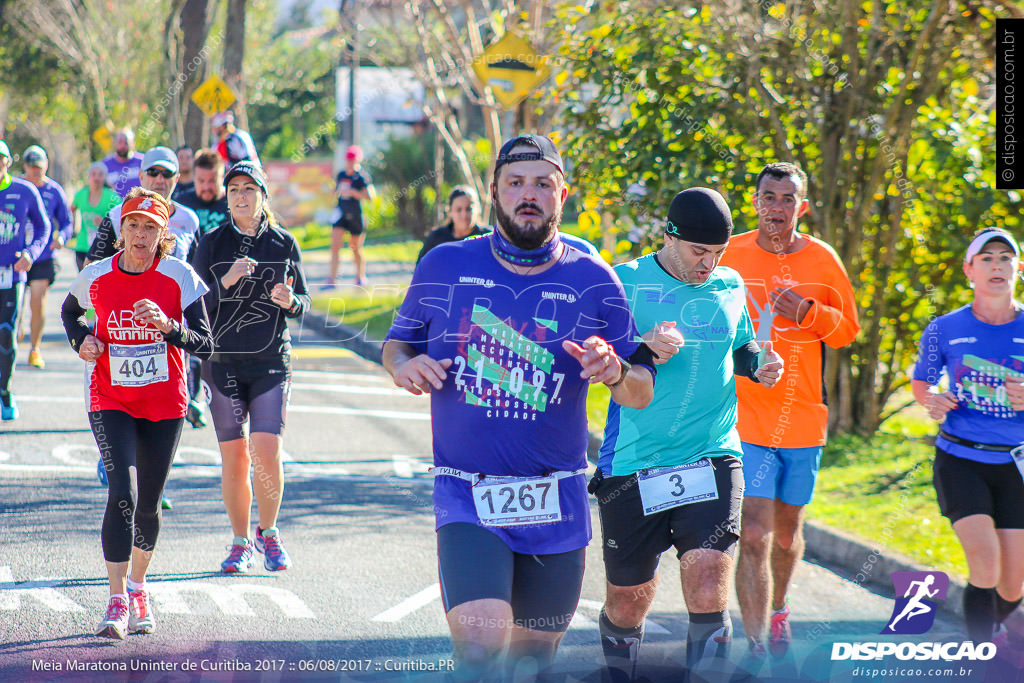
[599, 254, 755, 475]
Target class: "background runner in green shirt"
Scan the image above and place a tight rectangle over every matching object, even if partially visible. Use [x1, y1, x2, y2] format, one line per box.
[71, 162, 120, 271]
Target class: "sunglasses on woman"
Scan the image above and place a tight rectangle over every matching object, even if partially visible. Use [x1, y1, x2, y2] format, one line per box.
[145, 168, 176, 179]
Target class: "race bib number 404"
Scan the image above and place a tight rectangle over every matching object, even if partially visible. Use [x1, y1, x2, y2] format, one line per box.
[472, 475, 561, 527]
[109, 342, 169, 387]
[637, 458, 719, 516]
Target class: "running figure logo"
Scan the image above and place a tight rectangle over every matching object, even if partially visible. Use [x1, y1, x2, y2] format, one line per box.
[882, 571, 949, 635]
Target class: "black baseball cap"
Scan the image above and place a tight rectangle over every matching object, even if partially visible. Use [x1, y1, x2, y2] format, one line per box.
[224, 160, 268, 194]
[494, 134, 564, 176]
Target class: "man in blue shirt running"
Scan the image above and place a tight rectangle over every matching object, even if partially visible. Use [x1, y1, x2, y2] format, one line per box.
[594, 188, 784, 680]
[0, 140, 50, 419]
[384, 134, 655, 680]
[20, 145, 71, 370]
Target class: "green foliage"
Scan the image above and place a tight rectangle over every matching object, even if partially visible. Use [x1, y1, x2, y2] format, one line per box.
[553, 0, 1018, 434]
[309, 289, 406, 344]
[810, 430, 965, 578]
[246, 15, 341, 160]
[366, 133, 465, 239]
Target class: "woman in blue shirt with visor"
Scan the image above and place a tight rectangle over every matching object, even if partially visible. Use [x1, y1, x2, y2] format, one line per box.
[913, 227, 1024, 647]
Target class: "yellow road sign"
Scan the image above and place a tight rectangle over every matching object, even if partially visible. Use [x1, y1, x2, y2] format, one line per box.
[191, 74, 237, 117]
[92, 124, 114, 152]
[471, 32, 550, 109]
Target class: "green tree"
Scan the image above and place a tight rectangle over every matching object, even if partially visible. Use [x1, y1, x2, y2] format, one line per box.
[554, 0, 1020, 435]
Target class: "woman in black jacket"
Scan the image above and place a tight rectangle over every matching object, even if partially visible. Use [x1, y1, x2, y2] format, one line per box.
[192, 161, 310, 574]
[416, 185, 489, 265]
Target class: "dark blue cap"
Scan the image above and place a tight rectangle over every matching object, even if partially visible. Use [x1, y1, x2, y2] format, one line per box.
[223, 160, 268, 194]
[495, 134, 564, 176]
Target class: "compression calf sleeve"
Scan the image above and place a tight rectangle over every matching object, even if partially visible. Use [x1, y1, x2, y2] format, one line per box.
[600, 608, 644, 681]
[686, 610, 732, 671]
[996, 593, 1022, 624]
[963, 584, 997, 642]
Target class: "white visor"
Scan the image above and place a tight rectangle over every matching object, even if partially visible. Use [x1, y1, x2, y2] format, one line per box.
[965, 228, 1020, 263]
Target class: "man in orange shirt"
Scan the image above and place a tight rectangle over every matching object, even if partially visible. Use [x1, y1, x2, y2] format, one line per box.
[719, 162, 860, 660]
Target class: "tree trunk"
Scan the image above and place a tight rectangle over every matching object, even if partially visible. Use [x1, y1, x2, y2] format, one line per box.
[163, 0, 186, 145]
[180, 0, 213, 150]
[223, 0, 248, 129]
[433, 131, 445, 225]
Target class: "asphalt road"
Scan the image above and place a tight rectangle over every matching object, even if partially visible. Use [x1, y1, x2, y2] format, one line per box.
[0, 250, 1016, 683]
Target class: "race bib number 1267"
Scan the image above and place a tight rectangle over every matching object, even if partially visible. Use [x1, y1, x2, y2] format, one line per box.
[472, 475, 561, 527]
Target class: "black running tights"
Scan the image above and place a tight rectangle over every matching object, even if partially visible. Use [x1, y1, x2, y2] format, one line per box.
[90, 410, 183, 562]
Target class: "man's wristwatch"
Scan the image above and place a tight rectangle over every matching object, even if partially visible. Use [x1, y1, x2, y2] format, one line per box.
[605, 355, 631, 389]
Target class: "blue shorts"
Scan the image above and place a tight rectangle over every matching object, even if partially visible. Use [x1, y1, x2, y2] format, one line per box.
[741, 442, 823, 506]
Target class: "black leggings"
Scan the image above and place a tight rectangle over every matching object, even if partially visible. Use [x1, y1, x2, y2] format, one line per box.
[90, 410, 184, 562]
[0, 283, 23, 393]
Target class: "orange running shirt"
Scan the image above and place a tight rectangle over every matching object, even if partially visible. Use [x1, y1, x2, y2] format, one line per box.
[719, 230, 860, 448]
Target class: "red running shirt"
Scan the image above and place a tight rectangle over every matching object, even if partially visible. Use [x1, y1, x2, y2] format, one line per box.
[68, 253, 208, 420]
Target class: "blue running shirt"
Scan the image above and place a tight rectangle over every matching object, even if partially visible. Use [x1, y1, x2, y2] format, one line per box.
[386, 236, 646, 554]
[0, 176, 51, 285]
[914, 305, 1024, 464]
[599, 255, 755, 475]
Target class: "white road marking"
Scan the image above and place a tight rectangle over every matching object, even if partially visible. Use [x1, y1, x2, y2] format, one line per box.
[51, 444, 99, 467]
[372, 583, 441, 622]
[0, 567, 86, 612]
[568, 612, 599, 630]
[392, 454, 431, 478]
[291, 369, 390, 383]
[150, 581, 315, 618]
[576, 598, 671, 634]
[0, 464, 93, 474]
[290, 404, 429, 421]
[0, 451, 9, 461]
[17, 395, 80, 404]
[176, 446, 221, 463]
[291, 382, 412, 397]
[15, 397, 428, 419]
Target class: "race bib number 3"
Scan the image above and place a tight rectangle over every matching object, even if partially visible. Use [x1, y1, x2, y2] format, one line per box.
[0, 266, 12, 289]
[637, 458, 719, 516]
[472, 475, 561, 527]
[109, 342, 169, 387]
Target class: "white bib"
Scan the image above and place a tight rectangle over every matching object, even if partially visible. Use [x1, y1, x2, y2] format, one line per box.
[109, 342, 169, 387]
[637, 458, 718, 516]
[472, 474, 561, 527]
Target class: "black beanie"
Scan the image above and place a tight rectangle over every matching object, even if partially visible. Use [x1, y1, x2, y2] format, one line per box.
[665, 187, 733, 245]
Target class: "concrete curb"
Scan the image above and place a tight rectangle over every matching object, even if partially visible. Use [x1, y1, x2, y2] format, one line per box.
[302, 305, 967, 620]
[803, 519, 965, 619]
[300, 308, 383, 364]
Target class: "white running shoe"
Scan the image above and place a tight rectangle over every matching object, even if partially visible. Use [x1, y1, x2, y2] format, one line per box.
[128, 587, 156, 634]
[95, 595, 129, 640]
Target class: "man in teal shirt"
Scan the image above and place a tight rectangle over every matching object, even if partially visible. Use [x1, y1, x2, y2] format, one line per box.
[594, 188, 784, 680]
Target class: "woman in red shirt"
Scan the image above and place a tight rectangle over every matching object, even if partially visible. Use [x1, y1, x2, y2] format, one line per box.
[62, 188, 213, 640]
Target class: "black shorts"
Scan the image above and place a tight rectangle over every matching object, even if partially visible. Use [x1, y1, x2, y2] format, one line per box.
[27, 257, 57, 285]
[595, 454, 743, 587]
[201, 357, 291, 441]
[437, 523, 585, 633]
[333, 211, 365, 236]
[934, 447, 1024, 528]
